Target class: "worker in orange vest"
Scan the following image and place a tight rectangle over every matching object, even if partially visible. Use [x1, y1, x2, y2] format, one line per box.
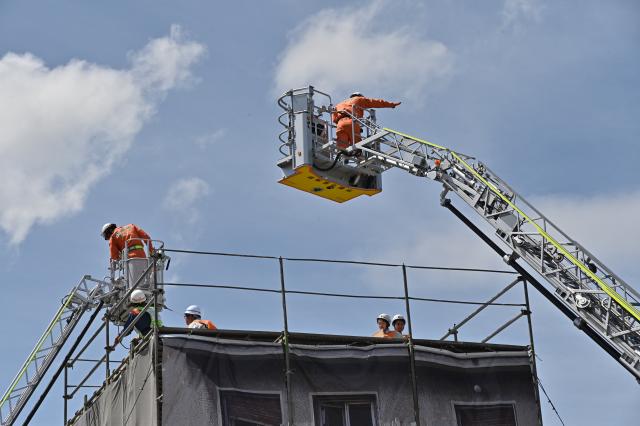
[372, 313, 401, 338]
[184, 305, 217, 330]
[331, 92, 400, 150]
[101, 223, 154, 289]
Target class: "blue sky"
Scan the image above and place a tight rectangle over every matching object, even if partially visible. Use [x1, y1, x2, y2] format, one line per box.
[0, 0, 638, 424]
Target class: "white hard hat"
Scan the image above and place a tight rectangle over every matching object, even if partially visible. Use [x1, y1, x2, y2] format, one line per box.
[130, 289, 146, 304]
[377, 313, 391, 324]
[350, 91, 363, 98]
[184, 305, 202, 316]
[392, 314, 406, 325]
[100, 223, 116, 238]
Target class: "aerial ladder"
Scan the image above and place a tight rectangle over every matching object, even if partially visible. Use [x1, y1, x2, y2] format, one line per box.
[276, 86, 640, 381]
[0, 242, 166, 425]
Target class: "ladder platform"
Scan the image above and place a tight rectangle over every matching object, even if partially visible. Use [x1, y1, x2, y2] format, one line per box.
[279, 165, 380, 203]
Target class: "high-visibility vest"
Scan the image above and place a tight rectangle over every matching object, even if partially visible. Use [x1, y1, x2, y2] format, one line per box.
[189, 319, 217, 330]
[109, 224, 153, 260]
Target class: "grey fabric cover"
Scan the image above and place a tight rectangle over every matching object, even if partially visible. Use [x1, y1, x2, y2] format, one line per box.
[71, 335, 538, 426]
[160, 335, 537, 426]
[289, 342, 414, 426]
[161, 335, 286, 426]
[70, 341, 157, 426]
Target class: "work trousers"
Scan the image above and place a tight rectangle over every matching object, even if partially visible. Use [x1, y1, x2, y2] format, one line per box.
[335, 118, 362, 150]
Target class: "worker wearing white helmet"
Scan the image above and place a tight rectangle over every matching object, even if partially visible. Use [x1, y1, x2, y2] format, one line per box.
[184, 305, 217, 330]
[372, 313, 400, 338]
[100, 222, 154, 290]
[392, 314, 406, 335]
[114, 289, 162, 345]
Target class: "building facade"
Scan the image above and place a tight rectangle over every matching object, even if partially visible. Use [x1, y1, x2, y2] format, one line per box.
[70, 329, 540, 426]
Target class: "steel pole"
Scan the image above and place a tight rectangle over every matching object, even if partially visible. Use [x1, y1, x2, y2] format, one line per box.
[402, 264, 421, 426]
[63, 364, 68, 426]
[278, 257, 294, 426]
[152, 256, 162, 426]
[105, 318, 110, 381]
[523, 280, 543, 426]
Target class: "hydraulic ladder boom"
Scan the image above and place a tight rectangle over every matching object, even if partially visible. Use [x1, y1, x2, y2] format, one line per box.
[0, 242, 166, 425]
[276, 87, 640, 381]
[0, 276, 113, 425]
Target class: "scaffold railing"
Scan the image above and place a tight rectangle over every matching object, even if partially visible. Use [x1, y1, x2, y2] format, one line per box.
[32, 247, 542, 426]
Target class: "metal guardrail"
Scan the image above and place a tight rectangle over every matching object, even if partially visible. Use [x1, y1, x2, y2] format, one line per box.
[4, 247, 536, 425]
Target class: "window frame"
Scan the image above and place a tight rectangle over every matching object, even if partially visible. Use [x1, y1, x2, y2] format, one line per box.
[217, 387, 285, 426]
[311, 392, 379, 426]
[450, 400, 518, 426]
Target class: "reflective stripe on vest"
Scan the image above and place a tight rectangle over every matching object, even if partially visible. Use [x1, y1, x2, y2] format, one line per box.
[133, 305, 163, 328]
[128, 244, 144, 251]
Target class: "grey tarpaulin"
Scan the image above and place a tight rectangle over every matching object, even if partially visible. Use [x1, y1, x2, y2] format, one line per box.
[289, 342, 414, 425]
[413, 345, 538, 425]
[68, 333, 539, 425]
[161, 335, 286, 426]
[160, 334, 538, 426]
[70, 340, 157, 426]
[161, 336, 414, 425]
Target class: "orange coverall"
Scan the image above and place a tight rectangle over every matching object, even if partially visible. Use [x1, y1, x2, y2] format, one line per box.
[331, 96, 399, 150]
[109, 224, 154, 260]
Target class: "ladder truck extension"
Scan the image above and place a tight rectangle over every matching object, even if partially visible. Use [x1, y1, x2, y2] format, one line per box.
[0, 276, 115, 426]
[0, 247, 167, 425]
[276, 86, 640, 381]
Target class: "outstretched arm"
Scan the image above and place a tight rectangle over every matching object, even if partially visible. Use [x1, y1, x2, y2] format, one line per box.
[360, 97, 401, 109]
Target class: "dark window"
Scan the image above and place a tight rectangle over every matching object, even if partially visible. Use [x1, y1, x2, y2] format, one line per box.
[314, 395, 376, 426]
[220, 390, 282, 426]
[455, 403, 517, 426]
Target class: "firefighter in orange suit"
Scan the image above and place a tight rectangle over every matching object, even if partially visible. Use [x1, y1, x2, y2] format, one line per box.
[331, 92, 400, 150]
[101, 223, 154, 289]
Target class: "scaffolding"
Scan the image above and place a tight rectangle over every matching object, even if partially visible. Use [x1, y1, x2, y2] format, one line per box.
[2, 245, 547, 426]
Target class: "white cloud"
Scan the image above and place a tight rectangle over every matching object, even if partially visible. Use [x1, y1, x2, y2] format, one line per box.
[273, 1, 453, 101]
[131, 25, 205, 93]
[501, 0, 543, 31]
[195, 128, 226, 148]
[162, 177, 211, 225]
[0, 25, 205, 244]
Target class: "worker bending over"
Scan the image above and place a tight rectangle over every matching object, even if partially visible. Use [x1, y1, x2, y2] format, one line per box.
[114, 290, 162, 345]
[101, 223, 154, 289]
[184, 305, 217, 330]
[332, 92, 400, 150]
[372, 313, 401, 338]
